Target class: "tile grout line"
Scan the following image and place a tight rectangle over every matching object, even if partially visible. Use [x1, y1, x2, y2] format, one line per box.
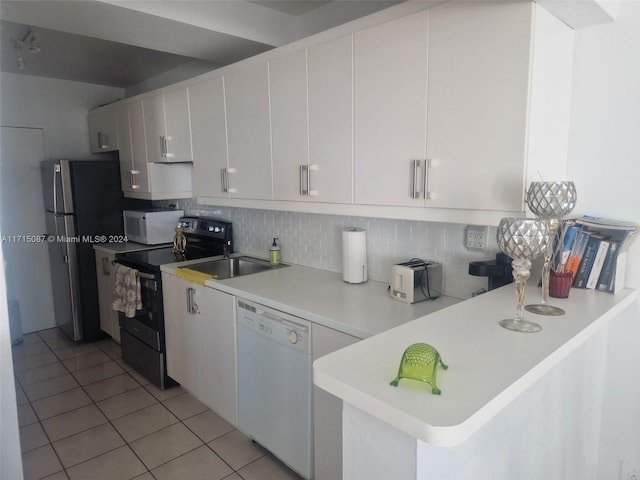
[16, 331, 293, 480]
[18, 331, 155, 479]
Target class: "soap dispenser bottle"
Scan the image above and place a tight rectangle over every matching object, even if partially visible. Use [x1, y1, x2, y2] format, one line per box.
[269, 237, 280, 266]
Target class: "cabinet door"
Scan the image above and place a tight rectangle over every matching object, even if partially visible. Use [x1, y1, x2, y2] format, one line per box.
[127, 101, 151, 193]
[88, 105, 118, 153]
[425, 2, 531, 211]
[224, 63, 273, 200]
[189, 78, 229, 198]
[115, 103, 135, 193]
[163, 88, 193, 163]
[195, 286, 238, 426]
[270, 50, 309, 202]
[116, 102, 150, 194]
[354, 11, 429, 207]
[143, 93, 166, 163]
[308, 35, 354, 204]
[94, 250, 119, 341]
[162, 274, 198, 392]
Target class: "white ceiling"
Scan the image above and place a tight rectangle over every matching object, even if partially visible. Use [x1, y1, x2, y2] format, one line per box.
[0, 0, 402, 90]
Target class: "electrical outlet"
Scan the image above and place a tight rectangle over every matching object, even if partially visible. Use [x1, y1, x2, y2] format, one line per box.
[465, 225, 489, 251]
[621, 461, 640, 480]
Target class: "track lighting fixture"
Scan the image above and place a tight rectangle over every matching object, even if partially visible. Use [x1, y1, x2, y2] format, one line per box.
[22, 28, 40, 54]
[12, 27, 41, 71]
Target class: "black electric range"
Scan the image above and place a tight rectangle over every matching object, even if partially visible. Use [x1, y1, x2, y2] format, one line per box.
[115, 216, 233, 389]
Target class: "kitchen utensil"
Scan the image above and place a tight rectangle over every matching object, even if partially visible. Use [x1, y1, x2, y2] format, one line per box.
[390, 343, 448, 395]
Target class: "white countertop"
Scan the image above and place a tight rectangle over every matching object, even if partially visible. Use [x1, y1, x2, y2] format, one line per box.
[93, 242, 168, 254]
[160, 256, 460, 339]
[313, 284, 637, 446]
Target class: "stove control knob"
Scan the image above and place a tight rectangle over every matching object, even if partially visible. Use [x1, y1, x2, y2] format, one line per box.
[288, 331, 299, 344]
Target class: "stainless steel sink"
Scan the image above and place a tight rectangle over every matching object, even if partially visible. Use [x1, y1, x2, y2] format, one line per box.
[180, 256, 286, 280]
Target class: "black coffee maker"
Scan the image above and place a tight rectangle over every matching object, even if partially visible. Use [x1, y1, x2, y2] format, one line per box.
[469, 253, 513, 292]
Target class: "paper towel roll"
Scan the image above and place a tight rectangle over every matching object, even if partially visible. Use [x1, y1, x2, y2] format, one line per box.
[342, 228, 367, 283]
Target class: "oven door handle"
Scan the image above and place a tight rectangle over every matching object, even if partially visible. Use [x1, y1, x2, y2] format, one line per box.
[136, 271, 156, 280]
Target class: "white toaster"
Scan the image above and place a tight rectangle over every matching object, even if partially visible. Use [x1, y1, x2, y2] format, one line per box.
[390, 260, 443, 304]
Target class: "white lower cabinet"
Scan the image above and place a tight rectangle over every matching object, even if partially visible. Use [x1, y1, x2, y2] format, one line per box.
[94, 250, 120, 342]
[163, 273, 238, 426]
[312, 323, 359, 480]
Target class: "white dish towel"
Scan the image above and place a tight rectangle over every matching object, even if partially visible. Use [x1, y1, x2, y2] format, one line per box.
[112, 264, 142, 318]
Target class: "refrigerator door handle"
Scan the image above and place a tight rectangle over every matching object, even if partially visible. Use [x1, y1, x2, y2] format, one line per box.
[53, 164, 61, 215]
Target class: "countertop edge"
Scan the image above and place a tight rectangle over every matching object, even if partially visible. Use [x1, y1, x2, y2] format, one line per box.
[313, 287, 638, 446]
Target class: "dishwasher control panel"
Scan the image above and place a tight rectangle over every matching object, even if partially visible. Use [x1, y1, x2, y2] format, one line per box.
[237, 299, 311, 354]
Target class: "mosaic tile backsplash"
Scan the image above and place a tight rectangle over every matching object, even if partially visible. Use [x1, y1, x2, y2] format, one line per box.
[157, 199, 500, 300]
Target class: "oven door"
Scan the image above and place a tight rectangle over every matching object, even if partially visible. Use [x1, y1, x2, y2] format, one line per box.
[114, 260, 174, 389]
[118, 271, 162, 349]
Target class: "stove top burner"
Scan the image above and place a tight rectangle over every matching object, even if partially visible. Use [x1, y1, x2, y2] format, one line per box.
[119, 245, 218, 268]
[116, 216, 233, 271]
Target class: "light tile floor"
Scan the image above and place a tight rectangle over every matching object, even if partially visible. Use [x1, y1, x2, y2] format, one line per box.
[13, 328, 303, 480]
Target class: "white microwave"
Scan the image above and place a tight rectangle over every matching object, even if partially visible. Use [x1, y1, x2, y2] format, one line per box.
[123, 209, 184, 245]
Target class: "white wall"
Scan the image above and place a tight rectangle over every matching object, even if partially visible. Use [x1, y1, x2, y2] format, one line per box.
[0, 74, 124, 333]
[0, 73, 123, 159]
[564, 2, 640, 477]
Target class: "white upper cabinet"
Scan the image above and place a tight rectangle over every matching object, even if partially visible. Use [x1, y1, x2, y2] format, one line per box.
[424, 1, 532, 211]
[353, 3, 571, 214]
[116, 101, 150, 194]
[270, 50, 310, 202]
[88, 104, 118, 153]
[270, 35, 354, 204]
[116, 99, 192, 199]
[307, 35, 354, 204]
[354, 10, 429, 207]
[224, 63, 273, 200]
[188, 77, 229, 199]
[143, 88, 193, 163]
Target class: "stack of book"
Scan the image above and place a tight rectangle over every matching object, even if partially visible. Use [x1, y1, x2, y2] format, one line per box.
[555, 216, 639, 294]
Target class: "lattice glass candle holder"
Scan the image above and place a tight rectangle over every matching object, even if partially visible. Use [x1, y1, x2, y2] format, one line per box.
[497, 217, 550, 333]
[524, 181, 577, 316]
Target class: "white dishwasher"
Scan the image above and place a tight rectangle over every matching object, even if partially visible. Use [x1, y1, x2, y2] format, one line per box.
[236, 298, 313, 479]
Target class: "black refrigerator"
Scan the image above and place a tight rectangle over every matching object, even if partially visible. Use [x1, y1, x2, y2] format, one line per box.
[41, 159, 124, 342]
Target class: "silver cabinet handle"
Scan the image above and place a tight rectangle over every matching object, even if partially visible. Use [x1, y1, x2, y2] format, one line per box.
[221, 168, 228, 193]
[412, 159, 422, 199]
[412, 159, 432, 200]
[186, 287, 198, 315]
[164, 136, 174, 158]
[309, 164, 319, 197]
[98, 132, 109, 149]
[299, 165, 309, 196]
[226, 168, 237, 194]
[160, 136, 166, 157]
[424, 158, 432, 200]
[102, 256, 110, 276]
[129, 170, 140, 190]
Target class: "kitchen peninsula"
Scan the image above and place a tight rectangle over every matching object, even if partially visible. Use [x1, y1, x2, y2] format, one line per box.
[313, 284, 638, 480]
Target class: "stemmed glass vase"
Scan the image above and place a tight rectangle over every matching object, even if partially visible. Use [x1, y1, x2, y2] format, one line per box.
[524, 181, 577, 316]
[497, 218, 550, 333]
